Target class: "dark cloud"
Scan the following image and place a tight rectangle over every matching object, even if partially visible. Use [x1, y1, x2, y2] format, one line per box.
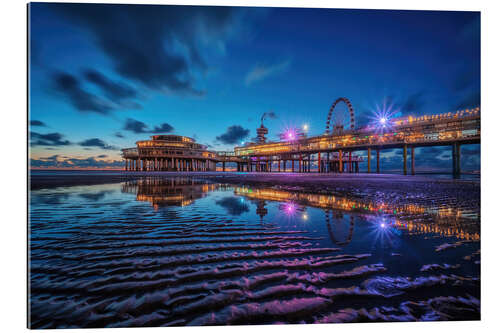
[30, 132, 71, 146]
[123, 118, 175, 134]
[216, 197, 249, 215]
[452, 69, 475, 92]
[124, 118, 149, 133]
[79, 138, 118, 150]
[97, 154, 108, 158]
[52, 71, 114, 114]
[260, 111, 278, 123]
[455, 91, 480, 109]
[401, 91, 425, 115]
[84, 69, 137, 99]
[53, 3, 243, 95]
[216, 125, 250, 144]
[83, 69, 141, 109]
[114, 132, 125, 138]
[152, 123, 174, 133]
[30, 120, 46, 127]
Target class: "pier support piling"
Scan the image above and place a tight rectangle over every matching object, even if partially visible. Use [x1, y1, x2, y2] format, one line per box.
[376, 148, 380, 174]
[452, 143, 461, 179]
[339, 150, 343, 173]
[403, 145, 408, 175]
[411, 147, 415, 175]
[367, 148, 371, 173]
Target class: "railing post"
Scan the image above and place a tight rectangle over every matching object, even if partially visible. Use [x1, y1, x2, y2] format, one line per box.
[317, 152, 321, 173]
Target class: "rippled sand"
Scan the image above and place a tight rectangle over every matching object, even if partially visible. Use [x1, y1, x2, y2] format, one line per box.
[28, 176, 480, 328]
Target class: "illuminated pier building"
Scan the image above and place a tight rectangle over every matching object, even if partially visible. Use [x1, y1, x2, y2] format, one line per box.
[122, 135, 218, 172]
[121, 97, 480, 177]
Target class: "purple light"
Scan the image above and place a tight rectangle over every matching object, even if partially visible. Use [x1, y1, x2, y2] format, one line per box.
[285, 203, 296, 215]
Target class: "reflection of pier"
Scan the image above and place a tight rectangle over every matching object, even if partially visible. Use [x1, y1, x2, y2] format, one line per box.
[325, 211, 355, 246]
[121, 178, 216, 209]
[234, 187, 479, 241]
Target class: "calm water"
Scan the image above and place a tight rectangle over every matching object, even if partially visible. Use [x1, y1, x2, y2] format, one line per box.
[29, 177, 480, 328]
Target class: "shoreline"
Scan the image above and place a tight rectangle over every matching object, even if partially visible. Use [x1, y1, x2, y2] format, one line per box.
[29, 170, 479, 190]
[29, 172, 480, 215]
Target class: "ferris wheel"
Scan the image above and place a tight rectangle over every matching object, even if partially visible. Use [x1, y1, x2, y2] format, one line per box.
[325, 97, 355, 135]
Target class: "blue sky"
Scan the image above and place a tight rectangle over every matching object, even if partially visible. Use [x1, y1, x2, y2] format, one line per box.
[29, 3, 480, 171]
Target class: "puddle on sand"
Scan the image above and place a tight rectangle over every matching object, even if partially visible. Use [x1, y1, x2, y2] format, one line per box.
[29, 177, 480, 328]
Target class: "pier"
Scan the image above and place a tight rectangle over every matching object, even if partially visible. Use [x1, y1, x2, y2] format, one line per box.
[122, 97, 480, 178]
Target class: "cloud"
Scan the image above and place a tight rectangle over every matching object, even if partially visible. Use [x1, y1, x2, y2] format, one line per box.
[30, 120, 46, 127]
[30, 132, 71, 146]
[83, 69, 141, 109]
[52, 71, 114, 114]
[401, 91, 425, 115]
[216, 197, 249, 215]
[123, 118, 174, 134]
[97, 154, 108, 158]
[216, 125, 250, 144]
[152, 123, 174, 133]
[452, 69, 476, 92]
[79, 138, 118, 150]
[455, 90, 480, 109]
[261, 111, 278, 123]
[114, 132, 125, 138]
[52, 3, 245, 95]
[30, 156, 124, 169]
[245, 59, 291, 86]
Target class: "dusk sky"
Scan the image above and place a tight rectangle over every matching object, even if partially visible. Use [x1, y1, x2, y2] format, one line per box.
[28, 3, 480, 171]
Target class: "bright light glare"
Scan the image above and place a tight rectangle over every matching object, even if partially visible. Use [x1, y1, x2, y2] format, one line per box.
[302, 214, 308, 220]
[380, 117, 387, 124]
[303, 124, 309, 131]
[380, 223, 386, 228]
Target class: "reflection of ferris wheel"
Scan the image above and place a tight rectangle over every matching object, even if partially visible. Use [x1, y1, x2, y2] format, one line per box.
[325, 97, 355, 135]
[325, 210, 355, 246]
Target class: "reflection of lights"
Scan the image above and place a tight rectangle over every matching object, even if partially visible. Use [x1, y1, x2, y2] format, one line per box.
[279, 202, 299, 217]
[366, 217, 400, 248]
[302, 213, 308, 220]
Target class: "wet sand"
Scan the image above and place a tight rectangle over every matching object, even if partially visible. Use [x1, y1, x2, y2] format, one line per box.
[28, 173, 480, 327]
[30, 171, 480, 215]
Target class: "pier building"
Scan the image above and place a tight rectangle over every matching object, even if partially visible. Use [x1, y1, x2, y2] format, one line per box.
[121, 135, 218, 171]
